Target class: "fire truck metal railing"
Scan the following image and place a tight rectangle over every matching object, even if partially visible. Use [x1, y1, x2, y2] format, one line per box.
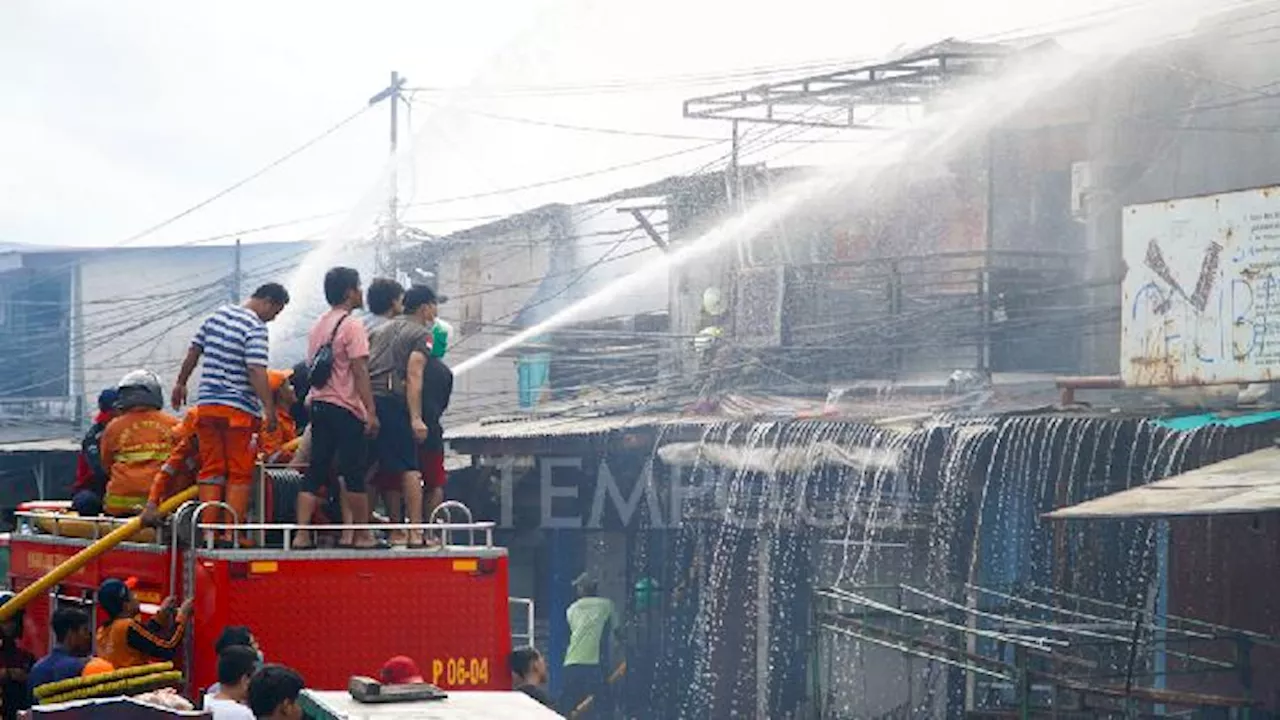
[16, 513, 499, 552]
[509, 596, 536, 648]
[191, 521, 498, 551]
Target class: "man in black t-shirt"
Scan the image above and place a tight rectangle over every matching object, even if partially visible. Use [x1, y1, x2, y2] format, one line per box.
[509, 647, 553, 709]
[419, 341, 454, 529]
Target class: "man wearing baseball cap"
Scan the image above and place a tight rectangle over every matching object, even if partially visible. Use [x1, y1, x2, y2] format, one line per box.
[95, 578, 192, 670]
[366, 286, 441, 548]
[71, 387, 120, 517]
[561, 573, 615, 717]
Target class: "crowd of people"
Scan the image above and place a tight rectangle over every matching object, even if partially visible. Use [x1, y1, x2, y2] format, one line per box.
[65, 266, 454, 549]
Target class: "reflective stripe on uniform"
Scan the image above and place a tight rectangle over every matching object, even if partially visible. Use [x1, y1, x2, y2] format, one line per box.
[198, 476, 227, 487]
[115, 450, 171, 463]
[103, 494, 147, 512]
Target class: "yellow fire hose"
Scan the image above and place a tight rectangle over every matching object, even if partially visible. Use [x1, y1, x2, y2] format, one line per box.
[0, 486, 200, 623]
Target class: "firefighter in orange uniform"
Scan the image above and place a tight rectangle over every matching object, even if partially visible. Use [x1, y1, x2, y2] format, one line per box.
[259, 369, 299, 463]
[142, 370, 298, 527]
[99, 371, 180, 517]
[142, 409, 202, 521]
[95, 578, 191, 670]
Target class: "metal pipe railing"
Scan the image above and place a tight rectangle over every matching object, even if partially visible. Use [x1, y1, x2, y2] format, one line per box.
[429, 501, 475, 546]
[193, 521, 497, 550]
[509, 596, 536, 648]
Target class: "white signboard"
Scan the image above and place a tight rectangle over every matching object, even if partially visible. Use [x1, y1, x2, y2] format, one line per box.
[1122, 185, 1280, 387]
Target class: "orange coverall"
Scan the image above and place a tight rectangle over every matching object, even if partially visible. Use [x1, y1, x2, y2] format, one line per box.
[100, 409, 180, 517]
[259, 409, 297, 463]
[151, 373, 297, 527]
[147, 410, 201, 508]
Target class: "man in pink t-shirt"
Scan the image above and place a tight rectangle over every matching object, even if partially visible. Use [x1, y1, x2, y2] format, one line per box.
[295, 266, 381, 550]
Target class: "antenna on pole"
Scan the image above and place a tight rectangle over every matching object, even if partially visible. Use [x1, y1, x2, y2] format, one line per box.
[369, 71, 407, 277]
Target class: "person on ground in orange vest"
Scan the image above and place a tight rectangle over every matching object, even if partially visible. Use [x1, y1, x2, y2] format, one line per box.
[95, 578, 192, 670]
[99, 371, 180, 517]
[171, 284, 289, 544]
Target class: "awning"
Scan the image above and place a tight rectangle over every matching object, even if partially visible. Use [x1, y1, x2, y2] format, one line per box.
[1046, 446, 1280, 520]
[657, 440, 902, 474]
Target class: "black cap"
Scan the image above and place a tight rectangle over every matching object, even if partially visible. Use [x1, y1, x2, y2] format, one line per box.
[97, 578, 132, 617]
[404, 285, 447, 312]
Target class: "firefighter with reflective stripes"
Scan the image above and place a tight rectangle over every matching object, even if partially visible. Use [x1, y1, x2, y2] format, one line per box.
[99, 371, 180, 517]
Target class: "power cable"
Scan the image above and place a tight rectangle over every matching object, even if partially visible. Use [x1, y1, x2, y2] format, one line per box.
[0, 106, 375, 302]
[115, 105, 373, 248]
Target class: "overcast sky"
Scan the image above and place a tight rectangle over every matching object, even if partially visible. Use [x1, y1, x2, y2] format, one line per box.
[1, 0, 1134, 250]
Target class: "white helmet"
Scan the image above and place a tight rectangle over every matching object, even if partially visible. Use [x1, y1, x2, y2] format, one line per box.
[116, 369, 163, 410]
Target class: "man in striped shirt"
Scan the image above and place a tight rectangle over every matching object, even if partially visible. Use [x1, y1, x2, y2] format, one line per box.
[167, 283, 290, 542]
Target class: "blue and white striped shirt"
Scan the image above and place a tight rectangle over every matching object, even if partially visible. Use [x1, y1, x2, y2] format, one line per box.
[193, 305, 269, 416]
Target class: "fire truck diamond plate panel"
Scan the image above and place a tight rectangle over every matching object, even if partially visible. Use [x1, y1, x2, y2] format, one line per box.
[1122, 185, 1280, 387]
[208, 554, 511, 692]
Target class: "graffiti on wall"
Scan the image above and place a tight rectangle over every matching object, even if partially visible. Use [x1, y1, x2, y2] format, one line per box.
[1122, 186, 1280, 386]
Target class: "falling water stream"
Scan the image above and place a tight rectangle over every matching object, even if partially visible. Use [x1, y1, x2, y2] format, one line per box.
[653, 412, 1269, 718]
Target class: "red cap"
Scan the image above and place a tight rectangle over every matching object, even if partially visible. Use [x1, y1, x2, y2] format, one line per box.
[379, 656, 424, 685]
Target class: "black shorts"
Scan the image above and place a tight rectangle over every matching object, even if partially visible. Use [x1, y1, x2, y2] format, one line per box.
[304, 401, 369, 494]
[373, 395, 419, 474]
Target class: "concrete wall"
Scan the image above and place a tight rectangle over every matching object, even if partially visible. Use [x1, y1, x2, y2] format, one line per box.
[434, 197, 673, 424]
[67, 241, 311, 418]
[436, 216, 559, 424]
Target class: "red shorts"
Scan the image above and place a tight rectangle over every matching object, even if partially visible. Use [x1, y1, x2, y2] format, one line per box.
[419, 449, 447, 489]
[370, 470, 402, 492]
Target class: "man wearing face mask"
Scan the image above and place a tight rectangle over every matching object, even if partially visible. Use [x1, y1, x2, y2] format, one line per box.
[419, 318, 454, 533]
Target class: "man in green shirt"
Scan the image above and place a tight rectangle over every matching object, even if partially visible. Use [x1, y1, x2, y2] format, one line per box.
[560, 573, 615, 717]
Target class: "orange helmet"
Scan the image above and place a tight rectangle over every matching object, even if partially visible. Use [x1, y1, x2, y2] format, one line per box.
[268, 369, 294, 393]
[82, 657, 115, 677]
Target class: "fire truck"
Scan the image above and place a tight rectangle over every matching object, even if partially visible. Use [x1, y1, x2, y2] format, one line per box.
[3, 466, 551, 717]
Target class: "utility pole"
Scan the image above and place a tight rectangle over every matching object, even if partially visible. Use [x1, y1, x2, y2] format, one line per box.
[369, 71, 407, 277]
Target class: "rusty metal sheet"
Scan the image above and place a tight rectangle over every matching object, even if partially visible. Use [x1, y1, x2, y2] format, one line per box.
[1121, 185, 1280, 387]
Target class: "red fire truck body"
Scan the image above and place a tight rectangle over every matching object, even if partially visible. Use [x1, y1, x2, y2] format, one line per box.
[7, 516, 515, 696]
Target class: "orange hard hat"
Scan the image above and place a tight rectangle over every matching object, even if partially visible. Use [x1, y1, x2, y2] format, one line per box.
[268, 369, 294, 392]
[82, 657, 115, 677]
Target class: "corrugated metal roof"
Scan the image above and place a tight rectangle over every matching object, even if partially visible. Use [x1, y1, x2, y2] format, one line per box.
[447, 412, 709, 442]
[1047, 446, 1280, 519]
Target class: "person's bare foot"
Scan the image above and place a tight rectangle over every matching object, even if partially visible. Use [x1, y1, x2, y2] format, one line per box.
[291, 530, 314, 550]
[389, 529, 410, 546]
